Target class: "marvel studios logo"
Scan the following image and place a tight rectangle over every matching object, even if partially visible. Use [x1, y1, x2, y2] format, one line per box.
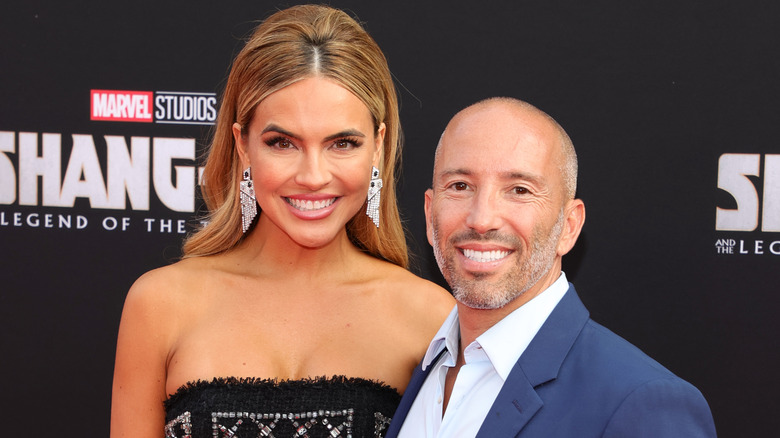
[90, 89, 217, 125]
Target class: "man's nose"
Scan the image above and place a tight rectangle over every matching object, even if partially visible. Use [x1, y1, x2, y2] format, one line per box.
[465, 190, 502, 234]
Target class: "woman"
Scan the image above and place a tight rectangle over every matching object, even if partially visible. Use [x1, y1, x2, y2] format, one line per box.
[110, 4, 453, 438]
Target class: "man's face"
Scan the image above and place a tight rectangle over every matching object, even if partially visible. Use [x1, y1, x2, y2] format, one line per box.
[425, 103, 570, 309]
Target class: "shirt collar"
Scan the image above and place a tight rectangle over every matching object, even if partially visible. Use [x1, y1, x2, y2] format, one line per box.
[421, 304, 459, 370]
[421, 273, 570, 377]
[477, 272, 570, 380]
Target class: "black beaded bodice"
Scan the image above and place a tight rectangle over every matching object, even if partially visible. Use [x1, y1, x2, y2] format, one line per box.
[164, 376, 402, 438]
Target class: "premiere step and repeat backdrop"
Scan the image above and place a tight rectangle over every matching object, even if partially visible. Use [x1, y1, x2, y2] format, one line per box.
[1, 1, 778, 435]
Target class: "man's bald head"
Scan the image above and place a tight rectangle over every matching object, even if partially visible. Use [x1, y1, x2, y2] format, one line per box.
[435, 97, 578, 200]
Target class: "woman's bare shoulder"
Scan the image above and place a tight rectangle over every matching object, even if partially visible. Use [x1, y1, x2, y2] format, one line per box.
[124, 257, 215, 313]
[360, 260, 453, 370]
[368, 259, 454, 319]
[112, 259, 219, 436]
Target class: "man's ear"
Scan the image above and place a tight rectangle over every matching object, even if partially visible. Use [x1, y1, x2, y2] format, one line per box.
[233, 122, 250, 168]
[556, 198, 585, 257]
[424, 188, 434, 246]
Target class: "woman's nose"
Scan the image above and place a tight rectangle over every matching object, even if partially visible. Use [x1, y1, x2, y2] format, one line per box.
[294, 151, 332, 189]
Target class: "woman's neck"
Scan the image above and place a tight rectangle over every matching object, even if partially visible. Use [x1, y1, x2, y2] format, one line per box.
[228, 215, 364, 281]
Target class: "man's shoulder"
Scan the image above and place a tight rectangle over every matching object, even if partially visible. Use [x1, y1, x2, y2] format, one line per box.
[492, 288, 716, 437]
[577, 319, 677, 378]
[534, 286, 692, 388]
[565, 318, 700, 396]
[573, 320, 716, 436]
[517, 317, 715, 436]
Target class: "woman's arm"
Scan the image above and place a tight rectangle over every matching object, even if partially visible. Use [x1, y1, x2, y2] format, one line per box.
[110, 272, 173, 437]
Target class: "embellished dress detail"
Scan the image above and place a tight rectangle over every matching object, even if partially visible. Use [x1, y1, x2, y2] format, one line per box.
[164, 376, 401, 438]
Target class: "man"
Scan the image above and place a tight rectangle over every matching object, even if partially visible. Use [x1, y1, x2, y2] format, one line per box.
[386, 98, 716, 437]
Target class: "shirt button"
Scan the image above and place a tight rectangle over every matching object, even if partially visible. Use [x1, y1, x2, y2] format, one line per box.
[437, 396, 443, 404]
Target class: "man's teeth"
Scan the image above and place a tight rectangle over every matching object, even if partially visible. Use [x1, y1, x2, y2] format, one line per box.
[287, 197, 336, 211]
[463, 248, 510, 263]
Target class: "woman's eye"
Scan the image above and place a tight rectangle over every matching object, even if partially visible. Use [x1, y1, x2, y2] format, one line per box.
[265, 136, 295, 150]
[332, 138, 361, 150]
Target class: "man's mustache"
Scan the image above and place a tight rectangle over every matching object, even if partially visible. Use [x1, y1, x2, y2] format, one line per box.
[449, 229, 521, 248]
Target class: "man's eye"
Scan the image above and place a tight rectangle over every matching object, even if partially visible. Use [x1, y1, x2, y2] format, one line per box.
[453, 182, 468, 191]
[513, 186, 528, 195]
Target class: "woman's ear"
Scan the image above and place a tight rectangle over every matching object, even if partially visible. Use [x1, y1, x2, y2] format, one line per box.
[373, 122, 386, 168]
[233, 122, 250, 168]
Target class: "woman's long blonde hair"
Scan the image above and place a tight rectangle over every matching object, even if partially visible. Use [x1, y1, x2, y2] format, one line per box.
[182, 4, 408, 268]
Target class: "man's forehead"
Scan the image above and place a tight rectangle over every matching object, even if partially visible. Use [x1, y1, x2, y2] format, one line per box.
[450, 99, 549, 130]
[434, 119, 560, 191]
[436, 165, 547, 186]
[432, 99, 573, 197]
[444, 104, 555, 149]
[436, 128, 554, 171]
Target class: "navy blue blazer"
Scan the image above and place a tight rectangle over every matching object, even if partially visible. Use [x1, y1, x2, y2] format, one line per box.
[386, 285, 716, 437]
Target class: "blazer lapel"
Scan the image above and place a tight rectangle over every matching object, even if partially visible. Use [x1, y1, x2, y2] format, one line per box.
[476, 285, 590, 438]
[475, 368, 543, 438]
[385, 349, 446, 438]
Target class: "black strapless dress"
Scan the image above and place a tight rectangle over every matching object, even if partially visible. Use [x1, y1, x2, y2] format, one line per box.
[164, 376, 401, 438]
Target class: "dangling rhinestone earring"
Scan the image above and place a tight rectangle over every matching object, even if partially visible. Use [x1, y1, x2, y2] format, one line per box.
[366, 166, 382, 227]
[239, 167, 258, 233]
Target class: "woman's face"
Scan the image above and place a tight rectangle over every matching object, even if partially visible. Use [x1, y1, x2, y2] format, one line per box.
[234, 76, 384, 248]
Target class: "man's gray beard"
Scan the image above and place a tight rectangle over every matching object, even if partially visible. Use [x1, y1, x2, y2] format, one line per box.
[432, 210, 564, 310]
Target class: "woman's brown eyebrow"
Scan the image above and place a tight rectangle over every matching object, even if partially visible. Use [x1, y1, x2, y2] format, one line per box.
[323, 129, 366, 142]
[261, 124, 298, 139]
[261, 125, 366, 142]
